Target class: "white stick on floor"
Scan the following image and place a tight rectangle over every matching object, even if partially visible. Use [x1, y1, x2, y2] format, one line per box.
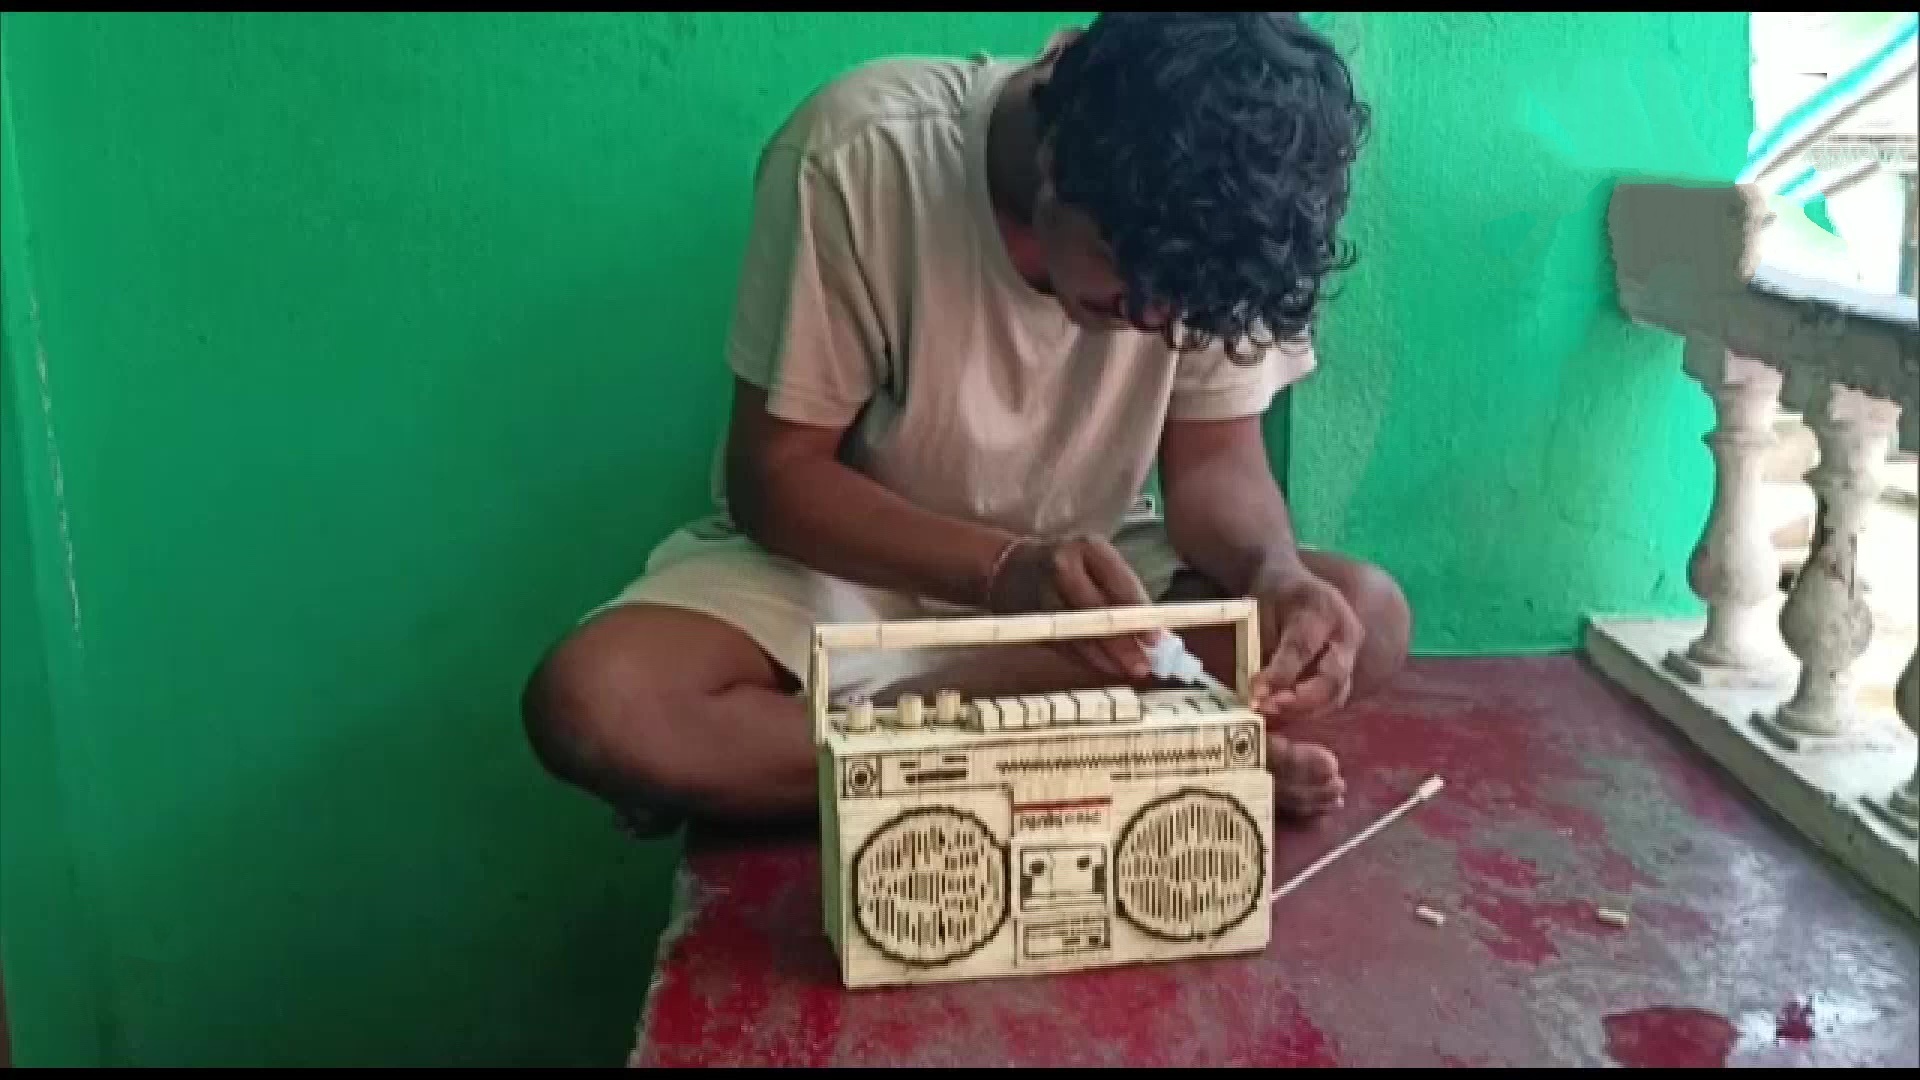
[1271, 775, 1446, 902]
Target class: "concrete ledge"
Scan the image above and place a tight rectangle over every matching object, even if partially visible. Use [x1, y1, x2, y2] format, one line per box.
[1583, 615, 1918, 921]
[1607, 180, 1920, 452]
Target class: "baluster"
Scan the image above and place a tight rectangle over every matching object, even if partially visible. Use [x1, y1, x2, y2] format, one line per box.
[1667, 342, 1788, 684]
[1866, 648, 1918, 837]
[1758, 383, 1902, 748]
[1896, 649, 1920, 816]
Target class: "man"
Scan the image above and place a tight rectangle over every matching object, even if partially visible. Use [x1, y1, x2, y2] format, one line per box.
[522, 12, 1409, 835]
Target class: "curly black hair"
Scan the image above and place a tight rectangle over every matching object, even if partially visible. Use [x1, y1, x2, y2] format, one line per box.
[1032, 12, 1370, 360]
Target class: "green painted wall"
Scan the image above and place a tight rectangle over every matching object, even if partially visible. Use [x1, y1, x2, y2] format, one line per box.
[1292, 12, 1750, 653]
[2, 64, 114, 1067]
[0, 10, 1749, 1067]
[0, 11, 1082, 1067]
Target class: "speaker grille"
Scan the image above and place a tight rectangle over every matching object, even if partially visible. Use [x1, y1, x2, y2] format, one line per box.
[852, 807, 1008, 966]
[1115, 788, 1265, 941]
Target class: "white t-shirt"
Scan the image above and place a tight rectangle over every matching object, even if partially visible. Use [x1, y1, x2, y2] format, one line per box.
[714, 53, 1316, 541]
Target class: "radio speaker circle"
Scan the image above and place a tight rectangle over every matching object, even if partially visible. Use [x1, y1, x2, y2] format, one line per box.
[852, 807, 1009, 966]
[1115, 788, 1265, 941]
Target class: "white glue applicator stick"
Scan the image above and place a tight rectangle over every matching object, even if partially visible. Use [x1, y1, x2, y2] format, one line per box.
[1271, 775, 1445, 902]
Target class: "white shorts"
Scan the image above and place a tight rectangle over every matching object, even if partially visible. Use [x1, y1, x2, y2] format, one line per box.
[589, 512, 1187, 706]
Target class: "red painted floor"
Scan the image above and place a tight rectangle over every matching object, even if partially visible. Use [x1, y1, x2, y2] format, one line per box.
[628, 657, 1920, 1068]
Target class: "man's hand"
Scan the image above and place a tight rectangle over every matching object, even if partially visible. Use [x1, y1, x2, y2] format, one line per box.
[988, 535, 1155, 682]
[1248, 566, 1365, 723]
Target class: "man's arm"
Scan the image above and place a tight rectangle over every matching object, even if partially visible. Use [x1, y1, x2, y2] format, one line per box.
[1160, 413, 1367, 717]
[1157, 414, 1311, 594]
[726, 378, 1021, 609]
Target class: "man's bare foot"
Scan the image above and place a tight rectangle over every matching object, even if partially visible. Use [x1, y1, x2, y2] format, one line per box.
[1270, 737, 1345, 819]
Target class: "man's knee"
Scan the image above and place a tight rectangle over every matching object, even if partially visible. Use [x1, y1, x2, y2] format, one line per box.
[1342, 561, 1411, 694]
[521, 605, 756, 798]
[522, 615, 652, 793]
[1301, 553, 1410, 697]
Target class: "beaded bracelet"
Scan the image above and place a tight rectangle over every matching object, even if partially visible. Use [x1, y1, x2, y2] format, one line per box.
[982, 535, 1035, 611]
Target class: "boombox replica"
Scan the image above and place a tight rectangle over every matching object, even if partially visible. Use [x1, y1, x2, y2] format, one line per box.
[808, 599, 1274, 989]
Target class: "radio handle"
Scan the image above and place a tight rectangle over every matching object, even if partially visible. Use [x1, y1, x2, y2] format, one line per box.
[806, 599, 1261, 746]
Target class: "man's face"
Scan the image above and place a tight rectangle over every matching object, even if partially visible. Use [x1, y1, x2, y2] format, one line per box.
[1031, 185, 1125, 331]
[1031, 180, 1172, 336]
[1027, 29, 1171, 337]
[1026, 27, 1137, 335]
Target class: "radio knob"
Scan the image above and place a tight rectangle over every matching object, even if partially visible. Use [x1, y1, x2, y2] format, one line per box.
[896, 693, 925, 729]
[934, 689, 962, 725]
[845, 697, 876, 732]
